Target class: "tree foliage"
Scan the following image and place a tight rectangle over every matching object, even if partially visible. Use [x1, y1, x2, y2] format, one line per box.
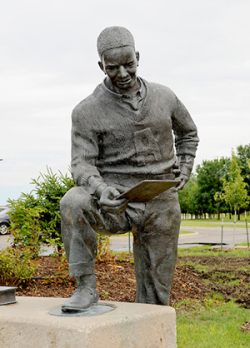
[178, 174, 200, 217]
[8, 167, 76, 254]
[236, 144, 250, 209]
[196, 158, 231, 218]
[178, 144, 250, 218]
[215, 151, 249, 215]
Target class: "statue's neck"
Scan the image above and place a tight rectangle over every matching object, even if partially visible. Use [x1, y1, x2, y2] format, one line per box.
[105, 77, 140, 97]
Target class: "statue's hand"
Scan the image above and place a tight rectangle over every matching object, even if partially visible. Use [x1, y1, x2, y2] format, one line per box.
[175, 174, 188, 191]
[99, 186, 128, 215]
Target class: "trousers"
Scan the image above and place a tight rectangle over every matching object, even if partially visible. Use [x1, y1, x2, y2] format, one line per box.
[60, 185, 181, 305]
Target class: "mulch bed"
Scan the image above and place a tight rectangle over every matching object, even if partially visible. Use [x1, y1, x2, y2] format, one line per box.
[14, 255, 208, 305]
[8, 254, 250, 308]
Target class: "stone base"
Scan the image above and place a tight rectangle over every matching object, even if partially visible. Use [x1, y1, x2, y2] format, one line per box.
[0, 296, 176, 348]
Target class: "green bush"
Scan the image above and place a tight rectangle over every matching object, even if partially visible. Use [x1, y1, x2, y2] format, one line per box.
[7, 167, 112, 260]
[7, 196, 45, 257]
[0, 247, 38, 287]
[8, 167, 75, 253]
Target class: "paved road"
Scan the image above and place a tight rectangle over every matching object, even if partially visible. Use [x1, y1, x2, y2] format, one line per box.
[109, 226, 250, 252]
[0, 235, 10, 250]
[1, 225, 249, 252]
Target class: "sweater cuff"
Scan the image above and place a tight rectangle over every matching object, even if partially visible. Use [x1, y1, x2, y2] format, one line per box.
[86, 176, 107, 198]
[177, 155, 194, 179]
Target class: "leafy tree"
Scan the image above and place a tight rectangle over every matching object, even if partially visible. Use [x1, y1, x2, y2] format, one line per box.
[236, 144, 250, 209]
[196, 158, 231, 219]
[215, 151, 249, 221]
[178, 174, 201, 218]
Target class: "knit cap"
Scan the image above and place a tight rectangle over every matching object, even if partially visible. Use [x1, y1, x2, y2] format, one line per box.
[97, 26, 135, 58]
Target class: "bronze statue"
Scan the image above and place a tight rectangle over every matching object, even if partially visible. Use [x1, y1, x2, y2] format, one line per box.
[60, 26, 199, 312]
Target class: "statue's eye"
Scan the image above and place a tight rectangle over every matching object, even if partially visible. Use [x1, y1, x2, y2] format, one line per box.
[107, 66, 116, 71]
[126, 62, 134, 68]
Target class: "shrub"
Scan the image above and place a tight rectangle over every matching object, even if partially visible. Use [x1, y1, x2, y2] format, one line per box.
[8, 167, 75, 253]
[0, 247, 38, 288]
[8, 167, 112, 260]
[96, 235, 114, 263]
[7, 196, 45, 257]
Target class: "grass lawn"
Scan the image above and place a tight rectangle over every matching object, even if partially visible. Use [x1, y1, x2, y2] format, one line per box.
[176, 246, 250, 347]
[181, 216, 250, 223]
[111, 230, 195, 237]
[181, 220, 248, 228]
[177, 245, 250, 258]
[176, 299, 250, 348]
[179, 230, 196, 234]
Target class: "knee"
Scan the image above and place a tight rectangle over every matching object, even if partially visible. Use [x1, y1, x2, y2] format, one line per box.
[60, 187, 92, 216]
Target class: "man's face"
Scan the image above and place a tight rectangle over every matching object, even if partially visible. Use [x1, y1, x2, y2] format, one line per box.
[99, 46, 139, 91]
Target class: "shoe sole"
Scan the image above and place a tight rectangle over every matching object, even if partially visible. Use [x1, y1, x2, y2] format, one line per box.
[61, 301, 98, 313]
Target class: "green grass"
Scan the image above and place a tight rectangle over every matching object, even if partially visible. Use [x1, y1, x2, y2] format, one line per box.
[181, 215, 250, 223]
[180, 230, 196, 234]
[181, 220, 248, 228]
[111, 230, 195, 237]
[236, 242, 250, 247]
[178, 245, 250, 258]
[177, 299, 250, 347]
[176, 246, 250, 346]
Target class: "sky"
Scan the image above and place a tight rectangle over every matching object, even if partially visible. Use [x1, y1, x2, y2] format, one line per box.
[1, 0, 250, 205]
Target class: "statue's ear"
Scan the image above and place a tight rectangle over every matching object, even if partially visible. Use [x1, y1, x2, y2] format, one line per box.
[98, 61, 105, 73]
[135, 51, 140, 66]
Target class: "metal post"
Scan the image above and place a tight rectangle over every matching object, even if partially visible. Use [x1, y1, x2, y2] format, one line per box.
[128, 231, 131, 254]
[245, 211, 249, 249]
[221, 218, 224, 251]
[233, 209, 236, 248]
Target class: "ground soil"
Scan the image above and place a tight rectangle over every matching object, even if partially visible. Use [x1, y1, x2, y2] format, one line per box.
[12, 252, 250, 308]
[180, 254, 250, 308]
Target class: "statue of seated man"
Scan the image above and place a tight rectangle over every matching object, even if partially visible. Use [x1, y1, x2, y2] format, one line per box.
[60, 26, 199, 312]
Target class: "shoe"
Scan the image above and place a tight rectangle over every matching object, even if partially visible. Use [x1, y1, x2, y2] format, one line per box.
[61, 286, 99, 313]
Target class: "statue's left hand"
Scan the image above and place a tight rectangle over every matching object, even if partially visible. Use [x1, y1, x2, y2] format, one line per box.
[99, 186, 128, 215]
[175, 174, 188, 191]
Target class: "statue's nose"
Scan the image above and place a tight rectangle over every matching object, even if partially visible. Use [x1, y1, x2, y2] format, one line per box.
[118, 66, 128, 78]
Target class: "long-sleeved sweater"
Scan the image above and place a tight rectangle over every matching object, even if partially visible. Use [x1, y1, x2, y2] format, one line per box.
[71, 78, 199, 190]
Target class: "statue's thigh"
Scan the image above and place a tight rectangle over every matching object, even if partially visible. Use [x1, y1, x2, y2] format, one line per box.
[142, 188, 181, 236]
[93, 209, 131, 236]
[60, 186, 131, 235]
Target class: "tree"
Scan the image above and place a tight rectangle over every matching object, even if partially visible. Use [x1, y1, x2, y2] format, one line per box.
[236, 144, 250, 210]
[178, 174, 201, 218]
[196, 158, 231, 219]
[215, 151, 249, 222]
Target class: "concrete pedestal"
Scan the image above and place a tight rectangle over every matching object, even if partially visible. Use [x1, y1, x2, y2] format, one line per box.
[0, 296, 176, 348]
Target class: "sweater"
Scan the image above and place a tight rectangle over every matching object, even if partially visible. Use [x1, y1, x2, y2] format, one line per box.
[71, 78, 199, 190]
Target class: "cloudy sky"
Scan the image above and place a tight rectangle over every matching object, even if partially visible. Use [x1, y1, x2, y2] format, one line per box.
[1, 0, 250, 205]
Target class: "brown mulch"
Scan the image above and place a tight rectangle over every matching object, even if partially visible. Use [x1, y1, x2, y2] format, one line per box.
[14, 255, 208, 305]
[10, 254, 250, 308]
[241, 321, 250, 333]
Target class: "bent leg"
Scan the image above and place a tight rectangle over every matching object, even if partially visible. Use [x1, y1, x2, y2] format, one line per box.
[133, 188, 181, 305]
[60, 186, 131, 278]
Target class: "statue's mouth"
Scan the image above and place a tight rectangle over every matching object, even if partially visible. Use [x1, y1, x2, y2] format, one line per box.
[118, 79, 131, 85]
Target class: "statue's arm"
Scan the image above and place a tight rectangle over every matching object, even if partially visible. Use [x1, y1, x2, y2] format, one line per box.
[172, 96, 199, 190]
[71, 108, 128, 214]
[71, 108, 103, 191]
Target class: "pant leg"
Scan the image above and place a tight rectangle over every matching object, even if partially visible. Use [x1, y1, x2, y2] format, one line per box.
[60, 186, 131, 278]
[132, 187, 181, 305]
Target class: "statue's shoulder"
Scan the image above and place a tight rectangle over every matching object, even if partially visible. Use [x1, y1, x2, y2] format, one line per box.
[145, 80, 176, 98]
[71, 84, 103, 120]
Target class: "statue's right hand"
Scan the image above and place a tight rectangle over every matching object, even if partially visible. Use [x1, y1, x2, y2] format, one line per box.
[99, 186, 128, 215]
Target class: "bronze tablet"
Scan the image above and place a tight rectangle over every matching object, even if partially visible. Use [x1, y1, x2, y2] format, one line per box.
[116, 180, 180, 203]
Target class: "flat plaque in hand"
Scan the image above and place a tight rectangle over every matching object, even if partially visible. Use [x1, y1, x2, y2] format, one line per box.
[116, 180, 180, 203]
